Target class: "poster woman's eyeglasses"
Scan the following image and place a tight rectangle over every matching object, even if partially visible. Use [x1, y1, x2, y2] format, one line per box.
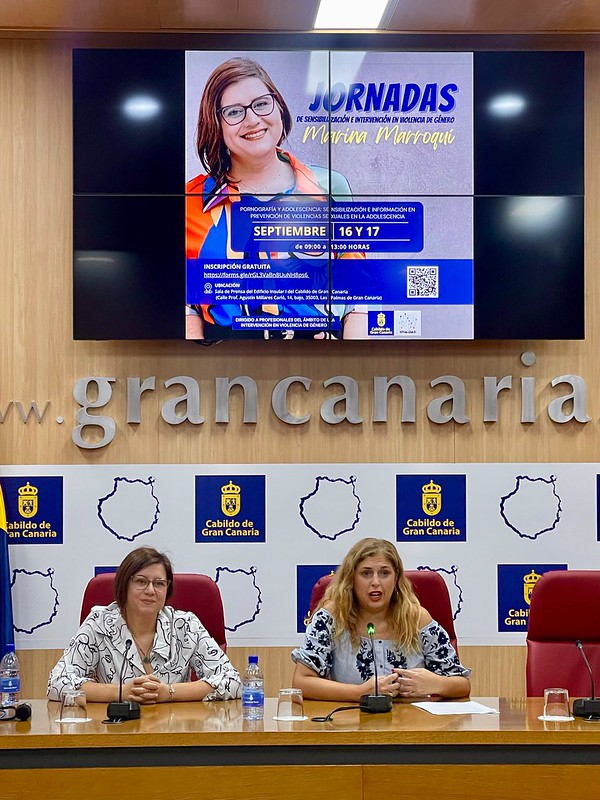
[218, 93, 276, 125]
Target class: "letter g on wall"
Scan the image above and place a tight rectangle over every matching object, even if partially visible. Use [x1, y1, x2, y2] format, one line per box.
[72, 377, 116, 449]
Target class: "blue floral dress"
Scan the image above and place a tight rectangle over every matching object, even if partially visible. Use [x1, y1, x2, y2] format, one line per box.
[291, 608, 470, 684]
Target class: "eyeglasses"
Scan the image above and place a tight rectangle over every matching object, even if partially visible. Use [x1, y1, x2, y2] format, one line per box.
[130, 575, 169, 591]
[219, 93, 276, 125]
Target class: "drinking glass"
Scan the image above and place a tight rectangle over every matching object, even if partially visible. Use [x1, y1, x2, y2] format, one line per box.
[539, 688, 573, 721]
[274, 688, 307, 721]
[57, 689, 91, 723]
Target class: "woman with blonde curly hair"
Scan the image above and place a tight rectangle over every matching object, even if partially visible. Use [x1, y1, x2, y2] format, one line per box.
[292, 538, 470, 701]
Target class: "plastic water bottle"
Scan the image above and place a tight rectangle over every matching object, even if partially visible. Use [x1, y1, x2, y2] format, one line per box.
[242, 655, 264, 720]
[0, 644, 21, 706]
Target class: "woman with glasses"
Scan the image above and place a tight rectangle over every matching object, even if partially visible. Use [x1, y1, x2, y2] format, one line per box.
[186, 57, 366, 340]
[48, 547, 241, 703]
[291, 538, 470, 702]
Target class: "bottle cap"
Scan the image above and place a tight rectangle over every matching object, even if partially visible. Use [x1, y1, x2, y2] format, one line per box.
[248, 655, 258, 664]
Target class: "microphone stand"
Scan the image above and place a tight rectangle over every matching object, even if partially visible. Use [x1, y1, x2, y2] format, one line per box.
[572, 640, 600, 720]
[360, 622, 392, 714]
[104, 639, 141, 724]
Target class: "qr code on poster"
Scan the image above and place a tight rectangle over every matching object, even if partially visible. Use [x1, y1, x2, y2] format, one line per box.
[407, 265, 439, 298]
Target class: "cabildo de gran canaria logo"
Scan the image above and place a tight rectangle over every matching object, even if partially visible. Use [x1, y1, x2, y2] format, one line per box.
[422, 479, 442, 516]
[367, 310, 394, 336]
[221, 480, 241, 517]
[18, 481, 38, 518]
[396, 473, 467, 542]
[1, 476, 64, 544]
[523, 569, 542, 606]
[195, 475, 266, 544]
[497, 563, 566, 631]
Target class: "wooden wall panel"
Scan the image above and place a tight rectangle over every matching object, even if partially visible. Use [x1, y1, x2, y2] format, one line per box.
[1, 0, 600, 34]
[0, 35, 597, 466]
[389, 0, 600, 34]
[1, 39, 596, 699]
[3, 765, 363, 800]
[365, 766, 600, 800]
[21, 645, 527, 699]
[0, 34, 598, 465]
[0, 0, 162, 31]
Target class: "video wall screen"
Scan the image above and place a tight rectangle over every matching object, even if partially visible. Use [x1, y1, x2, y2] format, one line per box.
[73, 48, 584, 341]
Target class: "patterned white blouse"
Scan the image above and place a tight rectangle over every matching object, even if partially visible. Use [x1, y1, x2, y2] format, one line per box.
[291, 608, 470, 685]
[47, 602, 241, 701]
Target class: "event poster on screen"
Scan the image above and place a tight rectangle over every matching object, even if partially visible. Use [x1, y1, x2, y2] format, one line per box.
[185, 51, 473, 340]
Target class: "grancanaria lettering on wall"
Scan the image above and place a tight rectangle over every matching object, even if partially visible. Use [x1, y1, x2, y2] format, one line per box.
[0, 352, 592, 449]
[67, 352, 590, 449]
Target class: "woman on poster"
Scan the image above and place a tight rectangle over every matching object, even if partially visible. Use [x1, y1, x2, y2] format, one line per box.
[186, 57, 366, 340]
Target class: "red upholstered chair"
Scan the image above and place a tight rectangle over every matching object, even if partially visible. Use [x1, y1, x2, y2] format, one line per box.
[306, 569, 458, 653]
[80, 572, 227, 652]
[526, 570, 600, 697]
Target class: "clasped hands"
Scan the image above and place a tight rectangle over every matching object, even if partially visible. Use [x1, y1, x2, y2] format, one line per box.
[123, 674, 170, 704]
[363, 668, 437, 699]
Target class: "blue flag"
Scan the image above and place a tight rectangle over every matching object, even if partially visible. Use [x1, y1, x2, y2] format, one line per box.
[0, 483, 14, 654]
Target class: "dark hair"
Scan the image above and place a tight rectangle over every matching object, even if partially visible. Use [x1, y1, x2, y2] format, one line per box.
[195, 57, 293, 187]
[113, 547, 174, 611]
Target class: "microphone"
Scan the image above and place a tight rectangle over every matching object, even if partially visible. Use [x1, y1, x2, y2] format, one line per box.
[359, 622, 392, 714]
[105, 639, 141, 723]
[0, 703, 32, 721]
[572, 640, 600, 720]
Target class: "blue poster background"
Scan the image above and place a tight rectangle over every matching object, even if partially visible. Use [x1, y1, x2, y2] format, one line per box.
[195, 475, 266, 543]
[595, 474, 600, 541]
[497, 563, 568, 632]
[396, 474, 466, 542]
[0, 476, 63, 544]
[296, 564, 338, 633]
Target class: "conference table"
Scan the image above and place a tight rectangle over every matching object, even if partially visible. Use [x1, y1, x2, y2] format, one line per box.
[1, 697, 599, 800]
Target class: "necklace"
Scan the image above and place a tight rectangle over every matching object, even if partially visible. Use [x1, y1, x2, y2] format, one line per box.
[236, 166, 292, 195]
[132, 635, 153, 664]
[237, 175, 280, 194]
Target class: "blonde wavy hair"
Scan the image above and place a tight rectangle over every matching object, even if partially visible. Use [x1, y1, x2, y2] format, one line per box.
[317, 538, 421, 651]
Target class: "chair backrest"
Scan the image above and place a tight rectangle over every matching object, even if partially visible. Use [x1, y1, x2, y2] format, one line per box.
[526, 570, 600, 696]
[307, 569, 458, 653]
[80, 572, 227, 652]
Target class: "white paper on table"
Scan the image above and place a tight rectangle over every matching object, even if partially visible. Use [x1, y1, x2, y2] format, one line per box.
[412, 701, 499, 715]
